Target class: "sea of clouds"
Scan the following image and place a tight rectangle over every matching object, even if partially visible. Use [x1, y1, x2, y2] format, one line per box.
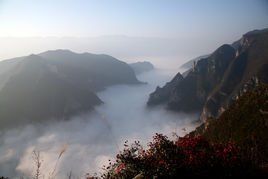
[0, 68, 199, 178]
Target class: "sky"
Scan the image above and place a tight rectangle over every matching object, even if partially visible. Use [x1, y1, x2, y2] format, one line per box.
[0, 1, 267, 177]
[0, 0, 267, 67]
[0, 0, 267, 38]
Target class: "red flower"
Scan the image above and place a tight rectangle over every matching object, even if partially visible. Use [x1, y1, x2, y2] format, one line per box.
[114, 163, 125, 174]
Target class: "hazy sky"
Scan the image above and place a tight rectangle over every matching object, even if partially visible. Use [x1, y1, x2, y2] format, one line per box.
[0, 0, 267, 38]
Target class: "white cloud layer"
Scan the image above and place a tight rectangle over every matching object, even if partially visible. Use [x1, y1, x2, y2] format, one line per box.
[0, 69, 199, 178]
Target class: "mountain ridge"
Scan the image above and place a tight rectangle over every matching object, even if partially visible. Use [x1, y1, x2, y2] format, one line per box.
[147, 28, 268, 121]
[0, 50, 140, 129]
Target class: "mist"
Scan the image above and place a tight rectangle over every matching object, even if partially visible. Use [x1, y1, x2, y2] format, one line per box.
[0, 36, 235, 70]
[0, 68, 199, 178]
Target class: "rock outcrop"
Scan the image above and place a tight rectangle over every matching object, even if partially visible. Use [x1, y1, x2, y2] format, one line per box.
[148, 44, 236, 112]
[148, 28, 268, 120]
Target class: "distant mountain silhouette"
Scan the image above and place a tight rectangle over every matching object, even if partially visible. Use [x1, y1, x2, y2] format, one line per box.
[129, 61, 154, 74]
[0, 50, 140, 128]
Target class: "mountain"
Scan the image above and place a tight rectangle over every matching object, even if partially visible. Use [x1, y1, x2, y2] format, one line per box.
[200, 28, 268, 120]
[129, 61, 154, 74]
[180, 54, 210, 78]
[148, 44, 235, 112]
[100, 84, 268, 179]
[180, 54, 210, 70]
[0, 50, 140, 128]
[193, 84, 268, 165]
[147, 72, 184, 106]
[147, 28, 268, 120]
[39, 50, 139, 91]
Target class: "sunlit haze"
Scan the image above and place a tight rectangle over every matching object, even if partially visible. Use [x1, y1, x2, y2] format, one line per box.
[0, 0, 267, 68]
[0, 0, 267, 38]
[0, 0, 268, 178]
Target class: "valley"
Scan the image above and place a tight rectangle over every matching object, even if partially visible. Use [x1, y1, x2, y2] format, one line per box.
[0, 68, 198, 177]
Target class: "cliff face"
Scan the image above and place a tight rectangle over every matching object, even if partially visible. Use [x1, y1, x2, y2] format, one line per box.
[201, 28, 268, 120]
[180, 54, 210, 70]
[147, 72, 184, 106]
[148, 44, 236, 112]
[147, 28, 268, 119]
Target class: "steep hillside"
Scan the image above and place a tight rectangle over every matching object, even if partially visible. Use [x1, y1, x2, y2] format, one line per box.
[39, 50, 139, 91]
[147, 28, 268, 119]
[99, 84, 268, 178]
[180, 54, 209, 70]
[195, 84, 268, 164]
[148, 44, 235, 112]
[201, 28, 268, 120]
[0, 50, 140, 128]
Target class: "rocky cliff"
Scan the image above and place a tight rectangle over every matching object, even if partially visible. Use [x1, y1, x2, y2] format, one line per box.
[148, 44, 236, 112]
[180, 54, 210, 70]
[147, 28, 268, 120]
[201, 28, 268, 120]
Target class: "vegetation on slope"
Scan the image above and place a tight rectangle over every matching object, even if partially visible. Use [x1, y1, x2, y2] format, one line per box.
[199, 83, 268, 165]
[99, 84, 268, 178]
[2, 79, 267, 179]
[99, 134, 263, 178]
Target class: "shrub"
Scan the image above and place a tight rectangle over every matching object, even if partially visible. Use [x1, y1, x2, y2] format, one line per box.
[101, 134, 264, 178]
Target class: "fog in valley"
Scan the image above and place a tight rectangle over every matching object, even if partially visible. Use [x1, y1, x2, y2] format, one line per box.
[0, 0, 267, 178]
[0, 36, 233, 69]
[0, 33, 202, 178]
[0, 68, 199, 178]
